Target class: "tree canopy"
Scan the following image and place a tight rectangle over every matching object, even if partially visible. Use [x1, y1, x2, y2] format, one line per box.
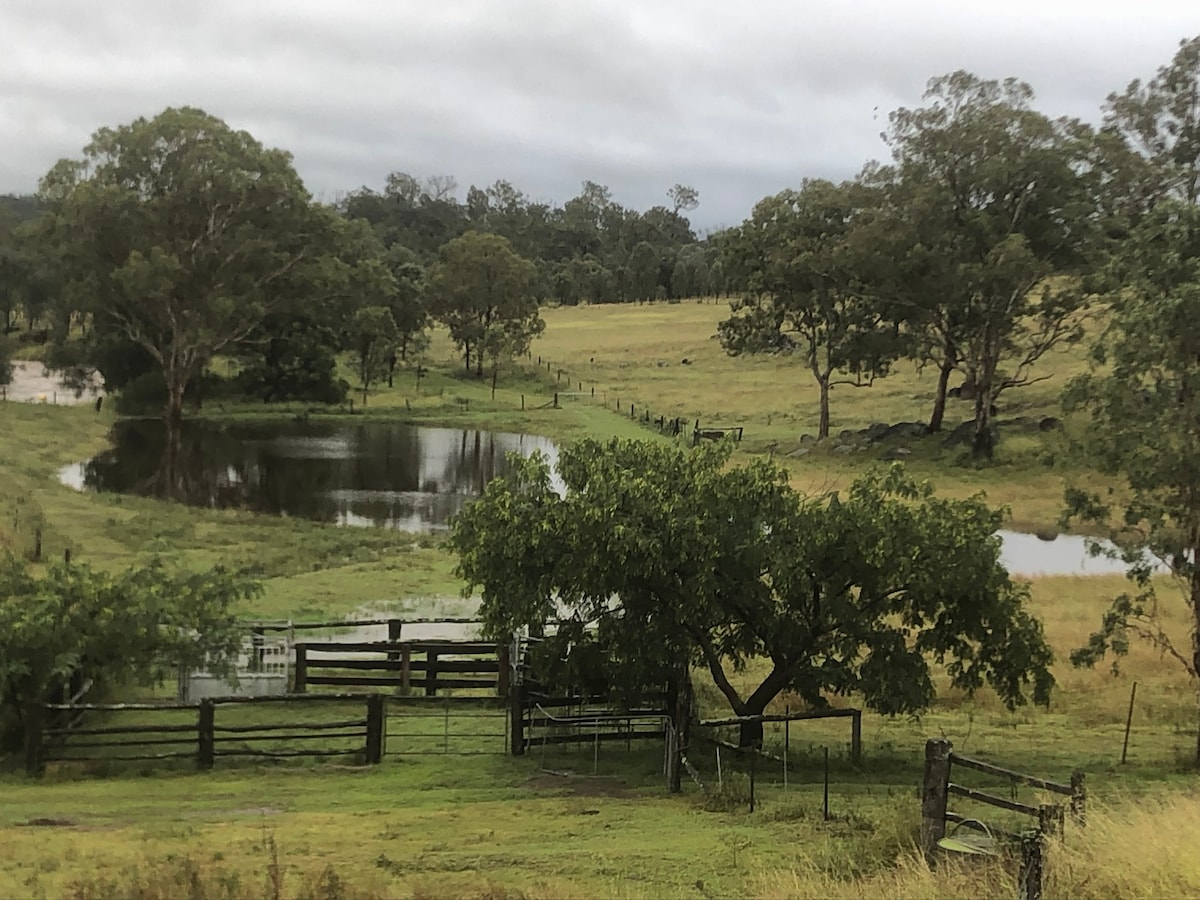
[0, 556, 255, 773]
[426, 231, 543, 378]
[37, 107, 349, 427]
[451, 439, 1053, 746]
[1063, 199, 1200, 765]
[718, 178, 904, 440]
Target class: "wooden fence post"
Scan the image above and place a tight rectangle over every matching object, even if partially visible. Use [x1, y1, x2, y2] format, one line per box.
[400, 647, 412, 696]
[197, 699, 215, 770]
[294, 644, 307, 693]
[1039, 803, 1062, 838]
[1018, 829, 1045, 900]
[387, 620, 402, 690]
[919, 738, 952, 860]
[1070, 770, 1087, 827]
[365, 695, 386, 765]
[425, 649, 439, 696]
[497, 643, 511, 699]
[850, 710, 862, 765]
[509, 681, 526, 756]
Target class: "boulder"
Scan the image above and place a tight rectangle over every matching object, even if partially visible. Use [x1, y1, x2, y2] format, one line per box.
[873, 421, 929, 443]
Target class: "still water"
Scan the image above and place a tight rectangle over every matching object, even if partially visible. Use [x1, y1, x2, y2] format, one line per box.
[59, 418, 558, 532]
[59, 418, 1143, 575]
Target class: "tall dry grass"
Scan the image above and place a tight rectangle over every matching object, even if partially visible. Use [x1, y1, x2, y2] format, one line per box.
[757, 794, 1200, 899]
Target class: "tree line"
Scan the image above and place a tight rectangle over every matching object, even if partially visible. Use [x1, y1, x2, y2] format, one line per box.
[717, 38, 1200, 458]
[0, 151, 714, 415]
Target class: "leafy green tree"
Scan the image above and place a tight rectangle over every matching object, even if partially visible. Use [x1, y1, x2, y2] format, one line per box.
[627, 241, 659, 301]
[1062, 199, 1200, 765]
[0, 556, 255, 773]
[718, 178, 904, 440]
[382, 245, 428, 382]
[0, 332, 12, 387]
[38, 107, 339, 430]
[426, 231, 540, 377]
[667, 184, 700, 215]
[1104, 36, 1200, 208]
[883, 73, 1094, 449]
[0, 208, 22, 334]
[236, 216, 390, 405]
[349, 306, 399, 406]
[451, 440, 1053, 749]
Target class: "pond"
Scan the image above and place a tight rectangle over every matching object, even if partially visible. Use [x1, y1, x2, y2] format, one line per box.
[59, 417, 1144, 575]
[59, 418, 558, 532]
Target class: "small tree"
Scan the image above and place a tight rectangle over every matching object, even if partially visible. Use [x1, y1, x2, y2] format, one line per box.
[425, 231, 540, 377]
[451, 439, 1053, 748]
[718, 179, 904, 440]
[0, 556, 255, 773]
[1063, 200, 1200, 765]
[349, 306, 399, 406]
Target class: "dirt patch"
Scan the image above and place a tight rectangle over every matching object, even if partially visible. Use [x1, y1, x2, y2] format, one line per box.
[524, 771, 631, 798]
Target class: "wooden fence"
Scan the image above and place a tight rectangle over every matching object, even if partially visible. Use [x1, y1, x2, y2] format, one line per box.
[35, 694, 385, 773]
[920, 738, 1086, 900]
[509, 687, 669, 759]
[294, 640, 508, 697]
[695, 708, 863, 765]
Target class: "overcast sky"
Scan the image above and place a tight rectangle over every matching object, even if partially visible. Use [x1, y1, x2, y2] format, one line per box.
[1, 1, 1196, 229]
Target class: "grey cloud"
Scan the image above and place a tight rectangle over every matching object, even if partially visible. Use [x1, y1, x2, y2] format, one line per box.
[1, 0, 1197, 228]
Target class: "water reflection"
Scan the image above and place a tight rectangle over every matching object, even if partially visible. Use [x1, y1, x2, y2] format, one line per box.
[60, 418, 558, 532]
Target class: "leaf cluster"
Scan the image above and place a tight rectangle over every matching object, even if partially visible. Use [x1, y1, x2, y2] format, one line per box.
[451, 441, 1053, 717]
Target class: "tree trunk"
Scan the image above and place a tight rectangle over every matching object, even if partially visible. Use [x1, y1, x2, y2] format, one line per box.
[158, 376, 188, 500]
[929, 357, 955, 433]
[817, 376, 831, 440]
[386, 352, 396, 388]
[971, 383, 996, 459]
[464, 342, 471, 374]
[738, 718, 765, 749]
[22, 701, 45, 777]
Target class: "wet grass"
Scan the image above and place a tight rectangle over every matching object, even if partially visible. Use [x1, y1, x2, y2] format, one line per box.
[2, 303, 1195, 896]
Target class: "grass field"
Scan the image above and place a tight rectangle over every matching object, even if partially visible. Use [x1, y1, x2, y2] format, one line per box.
[2, 300, 1196, 898]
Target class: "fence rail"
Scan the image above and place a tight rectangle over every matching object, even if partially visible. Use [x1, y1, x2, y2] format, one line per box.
[294, 640, 508, 697]
[34, 694, 385, 773]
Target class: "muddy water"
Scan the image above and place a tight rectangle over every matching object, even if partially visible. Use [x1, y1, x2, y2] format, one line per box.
[2, 360, 104, 405]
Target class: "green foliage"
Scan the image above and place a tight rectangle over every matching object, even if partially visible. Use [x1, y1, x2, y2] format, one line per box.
[349, 306, 399, 406]
[452, 440, 1053, 734]
[881, 71, 1094, 449]
[1104, 36, 1200, 208]
[1063, 202, 1200, 722]
[0, 555, 256, 760]
[37, 107, 343, 424]
[426, 231, 542, 377]
[718, 178, 905, 439]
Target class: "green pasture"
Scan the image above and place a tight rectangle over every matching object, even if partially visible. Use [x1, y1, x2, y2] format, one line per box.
[2, 300, 1195, 898]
